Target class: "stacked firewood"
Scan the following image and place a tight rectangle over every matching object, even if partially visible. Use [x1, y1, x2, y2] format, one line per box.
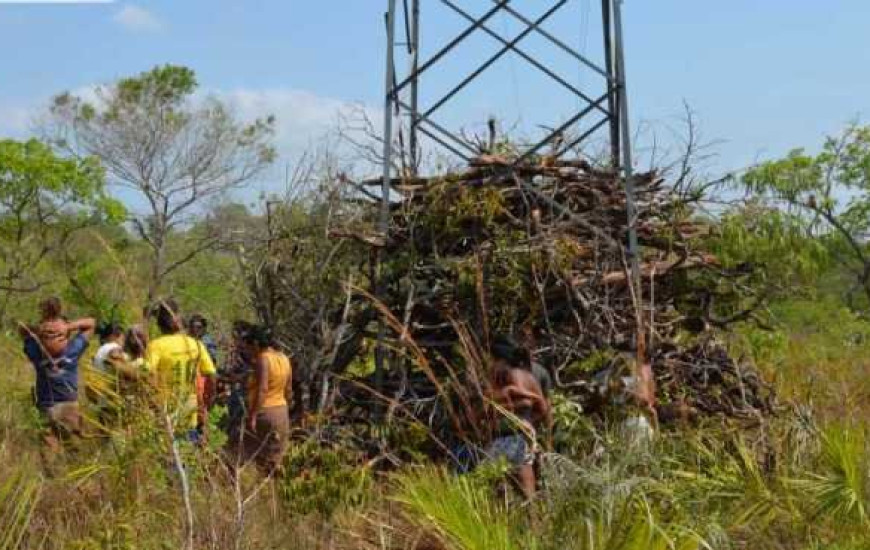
[329, 155, 775, 424]
[652, 340, 776, 421]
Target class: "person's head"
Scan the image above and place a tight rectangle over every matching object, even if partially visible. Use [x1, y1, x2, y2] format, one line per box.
[97, 322, 125, 345]
[241, 324, 275, 356]
[39, 297, 63, 320]
[152, 298, 182, 335]
[491, 334, 531, 374]
[231, 320, 255, 361]
[124, 325, 148, 359]
[232, 320, 254, 345]
[232, 320, 253, 337]
[188, 314, 208, 339]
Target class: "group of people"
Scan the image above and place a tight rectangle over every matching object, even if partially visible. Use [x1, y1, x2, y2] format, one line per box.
[20, 296, 577, 496]
[18, 296, 293, 475]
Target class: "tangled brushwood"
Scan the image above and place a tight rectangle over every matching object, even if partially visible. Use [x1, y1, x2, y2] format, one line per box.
[279, 155, 776, 449]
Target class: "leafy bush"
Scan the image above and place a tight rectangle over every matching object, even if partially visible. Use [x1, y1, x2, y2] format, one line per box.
[279, 438, 372, 517]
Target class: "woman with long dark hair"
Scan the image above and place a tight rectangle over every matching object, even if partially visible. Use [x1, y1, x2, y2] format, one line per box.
[232, 325, 291, 475]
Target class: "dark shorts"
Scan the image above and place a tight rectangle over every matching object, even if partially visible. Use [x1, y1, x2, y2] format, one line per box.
[485, 434, 535, 467]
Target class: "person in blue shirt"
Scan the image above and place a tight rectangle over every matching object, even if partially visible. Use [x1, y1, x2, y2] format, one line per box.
[188, 313, 219, 435]
[188, 313, 219, 363]
[19, 311, 95, 449]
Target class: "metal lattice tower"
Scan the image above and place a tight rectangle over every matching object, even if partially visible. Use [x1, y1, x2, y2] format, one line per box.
[375, 0, 639, 385]
[379, 1, 637, 260]
[381, 0, 634, 172]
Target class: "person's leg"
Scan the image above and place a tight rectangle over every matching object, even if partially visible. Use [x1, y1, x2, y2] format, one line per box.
[39, 402, 82, 468]
[47, 402, 83, 438]
[40, 414, 62, 454]
[270, 406, 290, 475]
[486, 434, 536, 500]
[255, 407, 289, 476]
[514, 464, 536, 500]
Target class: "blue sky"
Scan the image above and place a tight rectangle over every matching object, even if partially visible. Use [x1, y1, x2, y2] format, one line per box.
[1, 1, 868, 193]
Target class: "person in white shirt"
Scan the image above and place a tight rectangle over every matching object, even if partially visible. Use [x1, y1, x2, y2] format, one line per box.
[93, 323, 125, 373]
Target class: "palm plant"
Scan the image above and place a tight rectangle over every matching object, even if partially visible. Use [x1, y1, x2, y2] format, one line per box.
[392, 466, 530, 550]
[793, 425, 869, 526]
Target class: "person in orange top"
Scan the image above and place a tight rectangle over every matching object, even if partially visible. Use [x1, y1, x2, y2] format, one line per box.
[230, 324, 291, 476]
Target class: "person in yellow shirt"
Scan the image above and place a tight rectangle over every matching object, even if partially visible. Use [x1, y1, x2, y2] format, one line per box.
[144, 299, 216, 442]
[227, 324, 291, 476]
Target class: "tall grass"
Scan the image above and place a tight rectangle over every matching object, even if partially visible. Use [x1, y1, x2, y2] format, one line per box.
[0, 472, 41, 550]
[3, 293, 870, 549]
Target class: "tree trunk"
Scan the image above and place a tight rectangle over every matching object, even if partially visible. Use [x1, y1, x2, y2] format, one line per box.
[146, 231, 166, 307]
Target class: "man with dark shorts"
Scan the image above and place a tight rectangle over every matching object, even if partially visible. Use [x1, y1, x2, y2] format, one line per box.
[487, 335, 552, 500]
[19, 313, 95, 450]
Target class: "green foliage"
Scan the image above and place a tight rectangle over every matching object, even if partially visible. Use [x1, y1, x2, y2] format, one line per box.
[743, 148, 825, 203]
[0, 138, 125, 320]
[116, 64, 197, 109]
[48, 64, 276, 301]
[0, 138, 124, 227]
[793, 425, 869, 525]
[167, 245, 250, 326]
[394, 466, 529, 550]
[712, 203, 830, 291]
[735, 295, 870, 415]
[278, 438, 371, 517]
[740, 124, 870, 309]
[550, 392, 597, 456]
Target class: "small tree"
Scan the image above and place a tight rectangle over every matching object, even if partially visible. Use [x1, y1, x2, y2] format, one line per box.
[47, 64, 276, 304]
[0, 138, 124, 322]
[742, 124, 870, 308]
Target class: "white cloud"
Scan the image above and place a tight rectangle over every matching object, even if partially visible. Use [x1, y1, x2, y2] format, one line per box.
[113, 4, 163, 32]
[1, 86, 376, 151]
[213, 88, 381, 158]
[0, 86, 383, 194]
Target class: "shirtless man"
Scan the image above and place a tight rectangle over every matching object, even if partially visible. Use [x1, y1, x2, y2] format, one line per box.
[18, 297, 71, 360]
[487, 336, 552, 500]
[19, 301, 95, 449]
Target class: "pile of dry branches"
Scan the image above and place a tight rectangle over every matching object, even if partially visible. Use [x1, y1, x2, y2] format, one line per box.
[326, 154, 776, 423]
[652, 340, 776, 421]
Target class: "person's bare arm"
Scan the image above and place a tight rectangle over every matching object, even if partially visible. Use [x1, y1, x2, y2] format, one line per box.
[508, 371, 550, 431]
[67, 318, 96, 339]
[504, 385, 541, 402]
[284, 363, 293, 408]
[247, 355, 269, 431]
[203, 375, 216, 410]
[107, 351, 142, 381]
[536, 392, 551, 422]
[113, 361, 143, 380]
[515, 386, 548, 423]
[17, 322, 39, 341]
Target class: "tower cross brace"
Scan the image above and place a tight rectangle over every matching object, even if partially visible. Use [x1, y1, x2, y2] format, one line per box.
[375, 0, 640, 384]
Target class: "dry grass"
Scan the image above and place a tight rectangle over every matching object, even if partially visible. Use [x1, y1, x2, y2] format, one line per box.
[3, 293, 870, 550]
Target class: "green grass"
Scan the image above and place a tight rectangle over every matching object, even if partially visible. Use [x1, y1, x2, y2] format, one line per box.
[2, 294, 870, 549]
